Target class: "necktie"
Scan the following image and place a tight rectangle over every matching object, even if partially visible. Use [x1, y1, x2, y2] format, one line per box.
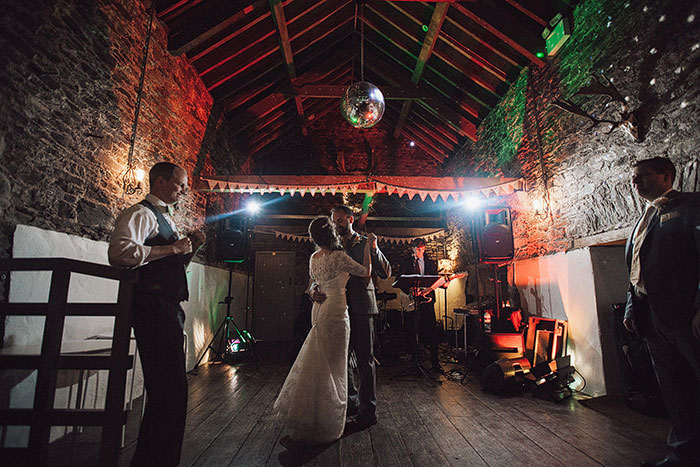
[414, 257, 420, 274]
[629, 204, 657, 291]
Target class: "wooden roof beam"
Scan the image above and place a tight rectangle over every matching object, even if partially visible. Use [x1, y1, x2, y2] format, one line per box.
[408, 115, 458, 150]
[402, 127, 446, 163]
[269, 0, 307, 136]
[231, 93, 288, 136]
[277, 85, 432, 100]
[362, 49, 477, 140]
[451, 2, 545, 67]
[503, 0, 548, 27]
[168, 1, 269, 56]
[393, 3, 449, 138]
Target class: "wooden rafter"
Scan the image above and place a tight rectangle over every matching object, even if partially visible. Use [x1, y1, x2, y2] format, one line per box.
[218, 32, 353, 111]
[169, 1, 268, 55]
[189, 7, 271, 63]
[269, 0, 307, 136]
[503, 0, 549, 27]
[231, 93, 288, 136]
[408, 115, 457, 150]
[402, 127, 446, 163]
[366, 2, 500, 101]
[392, 3, 448, 138]
[276, 84, 431, 100]
[411, 106, 459, 145]
[363, 49, 477, 140]
[451, 2, 545, 67]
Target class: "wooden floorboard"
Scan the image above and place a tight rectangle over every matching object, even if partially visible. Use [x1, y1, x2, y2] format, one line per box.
[44, 345, 669, 467]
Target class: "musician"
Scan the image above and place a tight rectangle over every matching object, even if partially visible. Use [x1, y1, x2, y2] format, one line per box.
[399, 238, 442, 373]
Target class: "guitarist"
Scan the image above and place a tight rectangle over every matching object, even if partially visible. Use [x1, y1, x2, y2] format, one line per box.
[400, 238, 442, 373]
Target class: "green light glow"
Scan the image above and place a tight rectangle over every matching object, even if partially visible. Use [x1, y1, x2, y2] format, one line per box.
[536, 51, 545, 58]
[361, 193, 373, 212]
[558, 0, 640, 98]
[422, 25, 429, 32]
[470, 69, 528, 174]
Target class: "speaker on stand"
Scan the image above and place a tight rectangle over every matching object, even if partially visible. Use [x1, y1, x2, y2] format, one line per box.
[216, 215, 248, 263]
[193, 215, 258, 368]
[461, 206, 515, 384]
[477, 207, 514, 322]
[477, 207, 514, 264]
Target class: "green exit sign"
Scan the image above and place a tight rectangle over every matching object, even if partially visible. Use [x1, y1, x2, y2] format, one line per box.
[545, 18, 571, 56]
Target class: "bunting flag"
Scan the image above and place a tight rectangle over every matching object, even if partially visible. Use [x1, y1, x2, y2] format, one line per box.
[196, 175, 523, 201]
[253, 228, 445, 245]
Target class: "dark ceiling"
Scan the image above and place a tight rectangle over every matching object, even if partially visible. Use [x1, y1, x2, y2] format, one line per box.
[153, 0, 577, 165]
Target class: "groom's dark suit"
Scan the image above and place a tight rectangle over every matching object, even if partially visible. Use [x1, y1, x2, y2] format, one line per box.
[344, 232, 391, 420]
[624, 190, 700, 462]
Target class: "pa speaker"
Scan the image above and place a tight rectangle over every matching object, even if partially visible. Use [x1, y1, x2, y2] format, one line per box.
[216, 216, 248, 262]
[478, 207, 514, 263]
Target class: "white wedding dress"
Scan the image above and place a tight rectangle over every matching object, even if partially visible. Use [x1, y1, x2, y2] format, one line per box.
[274, 249, 367, 444]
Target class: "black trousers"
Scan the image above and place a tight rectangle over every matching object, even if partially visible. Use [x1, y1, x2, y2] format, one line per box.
[405, 303, 439, 367]
[347, 313, 376, 418]
[640, 301, 700, 462]
[130, 294, 188, 467]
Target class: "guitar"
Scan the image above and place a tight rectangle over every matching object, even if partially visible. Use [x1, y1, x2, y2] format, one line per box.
[404, 272, 468, 310]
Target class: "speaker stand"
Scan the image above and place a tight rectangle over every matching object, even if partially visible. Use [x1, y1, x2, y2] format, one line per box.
[193, 264, 258, 368]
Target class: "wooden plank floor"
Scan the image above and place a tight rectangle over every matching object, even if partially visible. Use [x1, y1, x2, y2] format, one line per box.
[48, 344, 669, 467]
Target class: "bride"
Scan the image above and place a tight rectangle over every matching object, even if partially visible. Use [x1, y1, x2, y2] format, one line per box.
[274, 216, 372, 444]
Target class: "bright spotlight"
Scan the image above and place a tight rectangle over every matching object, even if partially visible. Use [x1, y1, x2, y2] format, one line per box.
[409, 141, 415, 147]
[462, 195, 481, 211]
[245, 199, 261, 215]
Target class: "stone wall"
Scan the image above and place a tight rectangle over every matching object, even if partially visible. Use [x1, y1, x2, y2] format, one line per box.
[0, 0, 213, 260]
[447, 0, 700, 258]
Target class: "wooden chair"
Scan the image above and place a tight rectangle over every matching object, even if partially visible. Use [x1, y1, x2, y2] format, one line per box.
[0, 258, 137, 467]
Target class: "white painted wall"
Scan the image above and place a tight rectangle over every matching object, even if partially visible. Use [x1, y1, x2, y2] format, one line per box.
[514, 248, 607, 396]
[1, 225, 245, 446]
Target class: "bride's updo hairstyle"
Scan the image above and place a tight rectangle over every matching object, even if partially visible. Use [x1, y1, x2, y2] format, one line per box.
[309, 216, 343, 251]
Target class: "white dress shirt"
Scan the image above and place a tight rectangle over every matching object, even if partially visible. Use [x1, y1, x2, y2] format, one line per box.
[108, 194, 179, 268]
[630, 188, 673, 296]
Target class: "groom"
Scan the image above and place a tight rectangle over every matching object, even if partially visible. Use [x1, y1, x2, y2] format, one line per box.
[312, 205, 392, 430]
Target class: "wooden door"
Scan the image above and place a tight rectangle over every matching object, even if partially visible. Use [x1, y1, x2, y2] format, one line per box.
[252, 251, 296, 342]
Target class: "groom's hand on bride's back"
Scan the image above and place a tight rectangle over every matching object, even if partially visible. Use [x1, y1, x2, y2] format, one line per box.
[309, 285, 327, 303]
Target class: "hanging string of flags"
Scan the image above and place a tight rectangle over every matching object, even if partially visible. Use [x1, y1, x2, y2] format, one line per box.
[253, 228, 445, 245]
[197, 175, 523, 201]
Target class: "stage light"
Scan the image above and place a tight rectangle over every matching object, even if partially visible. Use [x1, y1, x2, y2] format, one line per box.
[245, 199, 261, 215]
[462, 195, 481, 211]
[409, 141, 415, 147]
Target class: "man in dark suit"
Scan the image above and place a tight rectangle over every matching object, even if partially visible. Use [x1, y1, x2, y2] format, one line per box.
[400, 238, 442, 373]
[623, 157, 700, 467]
[311, 205, 392, 430]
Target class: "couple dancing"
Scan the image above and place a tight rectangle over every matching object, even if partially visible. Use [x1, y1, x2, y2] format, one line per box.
[274, 205, 392, 444]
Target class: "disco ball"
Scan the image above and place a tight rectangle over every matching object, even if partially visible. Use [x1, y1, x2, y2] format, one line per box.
[340, 81, 385, 129]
